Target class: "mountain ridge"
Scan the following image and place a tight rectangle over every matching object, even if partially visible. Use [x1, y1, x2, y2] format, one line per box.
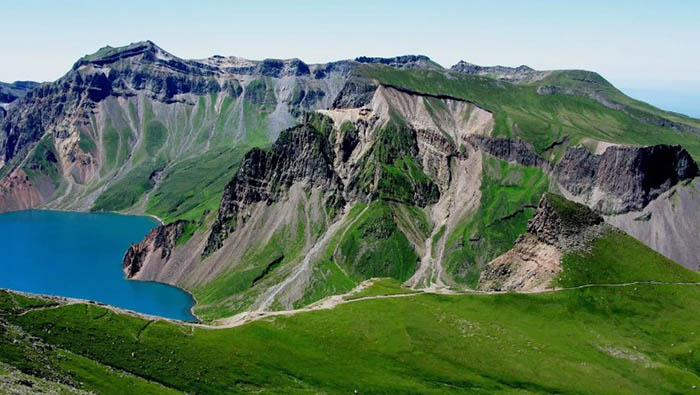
[1, 40, 699, 319]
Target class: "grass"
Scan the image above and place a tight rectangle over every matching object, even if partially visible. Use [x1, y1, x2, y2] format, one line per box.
[92, 160, 162, 211]
[344, 278, 418, 300]
[359, 65, 700, 160]
[192, 195, 325, 319]
[146, 146, 249, 224]
[337, 201, 420, 282]
[354, 118, 440, 205]
[143, 120, 167, 157]
[2, 229, 699, 394]
[78, 131, 96, 153]
[544, 191, 601, 229]
[23, 134, 61, 187]
[444, 155, 548, 286]
[4, 269, 700, 393]
[0, 292, 178, 394]
[557, 228, 700, 287]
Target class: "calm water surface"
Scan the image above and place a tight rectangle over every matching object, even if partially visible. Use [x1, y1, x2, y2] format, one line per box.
[0, 210, 196, 321]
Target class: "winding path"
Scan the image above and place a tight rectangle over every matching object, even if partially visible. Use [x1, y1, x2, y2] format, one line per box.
[6, 280, 700, 331]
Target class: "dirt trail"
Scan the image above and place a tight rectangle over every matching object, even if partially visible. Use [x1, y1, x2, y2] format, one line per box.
[8, 280, 700, 331]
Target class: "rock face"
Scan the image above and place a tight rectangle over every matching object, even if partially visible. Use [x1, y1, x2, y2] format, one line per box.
[0, 81, 39, 104]
[0, 41, 390, 213]
[204, 121, 345, 256]
[555, 144, 698, 214]
[123, 220, 188, 277]
[479, 193, 605, 292]
[465, 135, 551, 170]
[526, 193, 604, 247]
[450, 61, 550, 83]
[122, 84, 497, 313]
[355, 55, 438, 70]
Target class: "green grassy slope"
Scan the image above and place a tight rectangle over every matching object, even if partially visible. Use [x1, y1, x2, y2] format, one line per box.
[557, 228, 700, 287]
[360, 65, 700, 160]
[445, 155, 549, 286]
[0, 292, 180, 394]
[3, 230, 700, 394]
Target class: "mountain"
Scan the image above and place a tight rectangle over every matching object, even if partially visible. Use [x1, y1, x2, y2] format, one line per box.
[2, 41, 700, 320]
[3, 193, 700, 393]
[0, 81, 39, 105]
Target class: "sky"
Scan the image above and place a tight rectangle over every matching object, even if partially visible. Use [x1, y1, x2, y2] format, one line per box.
[1, 0, 699, 103]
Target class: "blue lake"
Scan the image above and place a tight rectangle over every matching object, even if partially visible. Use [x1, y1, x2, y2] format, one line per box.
[0, 210, 196, 321]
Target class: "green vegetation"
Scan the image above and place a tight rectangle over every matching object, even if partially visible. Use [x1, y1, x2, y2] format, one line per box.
[78, 132, 97, 153]
[193, 197, 326, 319]
[243, 78, 276, 112]
[92, 161, 162, 211]
[544, 191, 601, 229]
[4, 268, 700, 393]
[0, 291, 178, 394]
[23, 135, 61, 187]
[557, 229, 700, 287]
[360, 65, 700, 160]
[355, 119, 440, 205]
[337, 201, 419, 281]
[143, 120, 167, 157]
[344, 278, 418, 300]
[445, 155, 548, 286]
[146, 146, 249, 223]
[2, 225, 699, 393]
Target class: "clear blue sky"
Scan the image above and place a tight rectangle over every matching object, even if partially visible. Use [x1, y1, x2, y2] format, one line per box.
[2, 0, 699, 94]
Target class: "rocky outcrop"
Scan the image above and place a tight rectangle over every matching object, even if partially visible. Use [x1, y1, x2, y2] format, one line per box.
[0, 81, 39, 104]
[555, 144, 698, 214]
[123, 220, 188, 277]
[203, 122, 345, 256]
[355, 55, 439, 70]
[0, 169, 53, 211]
[479, 193, 605, 292]
[451, 61, 549, 83]
[603, 179, 700, 270]
[0, 41, 404, 212]
[465, 135, 551, 170]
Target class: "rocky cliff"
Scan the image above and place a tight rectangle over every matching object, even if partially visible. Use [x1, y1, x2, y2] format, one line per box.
[450, 61, 550, 83]
[0, 81, 39, 105]
[555, 144, 698, 214]
[204, 120, 345, 256]
[479, 193, 605, 292]
[0, 41, 383, 214]
[123, 219, 188, 277]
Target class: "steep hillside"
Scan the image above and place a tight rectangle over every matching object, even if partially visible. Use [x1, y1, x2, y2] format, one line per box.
[0, 81, 39, 105]
[0, 41, 380, 220]
[3, 43, 700, 320]
[124, 85, 698, 319]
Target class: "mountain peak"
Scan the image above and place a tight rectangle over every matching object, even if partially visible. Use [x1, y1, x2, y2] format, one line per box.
[355, 55, 441, 70]
[450, 60, 547, 83]
[73, 40, 174, 69]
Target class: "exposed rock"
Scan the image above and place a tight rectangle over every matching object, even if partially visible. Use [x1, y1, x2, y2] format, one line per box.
[526, 192, 603, 249]
[604, 179, 700, 270]
[355, 55, 439, 70]
[465, 135, 551, 170]
[451, 61, 550, 83]
[0, 81, 39, 104]
[203, 122, 345, 256]
[479, 193, 605, 292]
[555, 144, 698, 214]
[123, 220, 188, 277]
[0, 169, 54, 211]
